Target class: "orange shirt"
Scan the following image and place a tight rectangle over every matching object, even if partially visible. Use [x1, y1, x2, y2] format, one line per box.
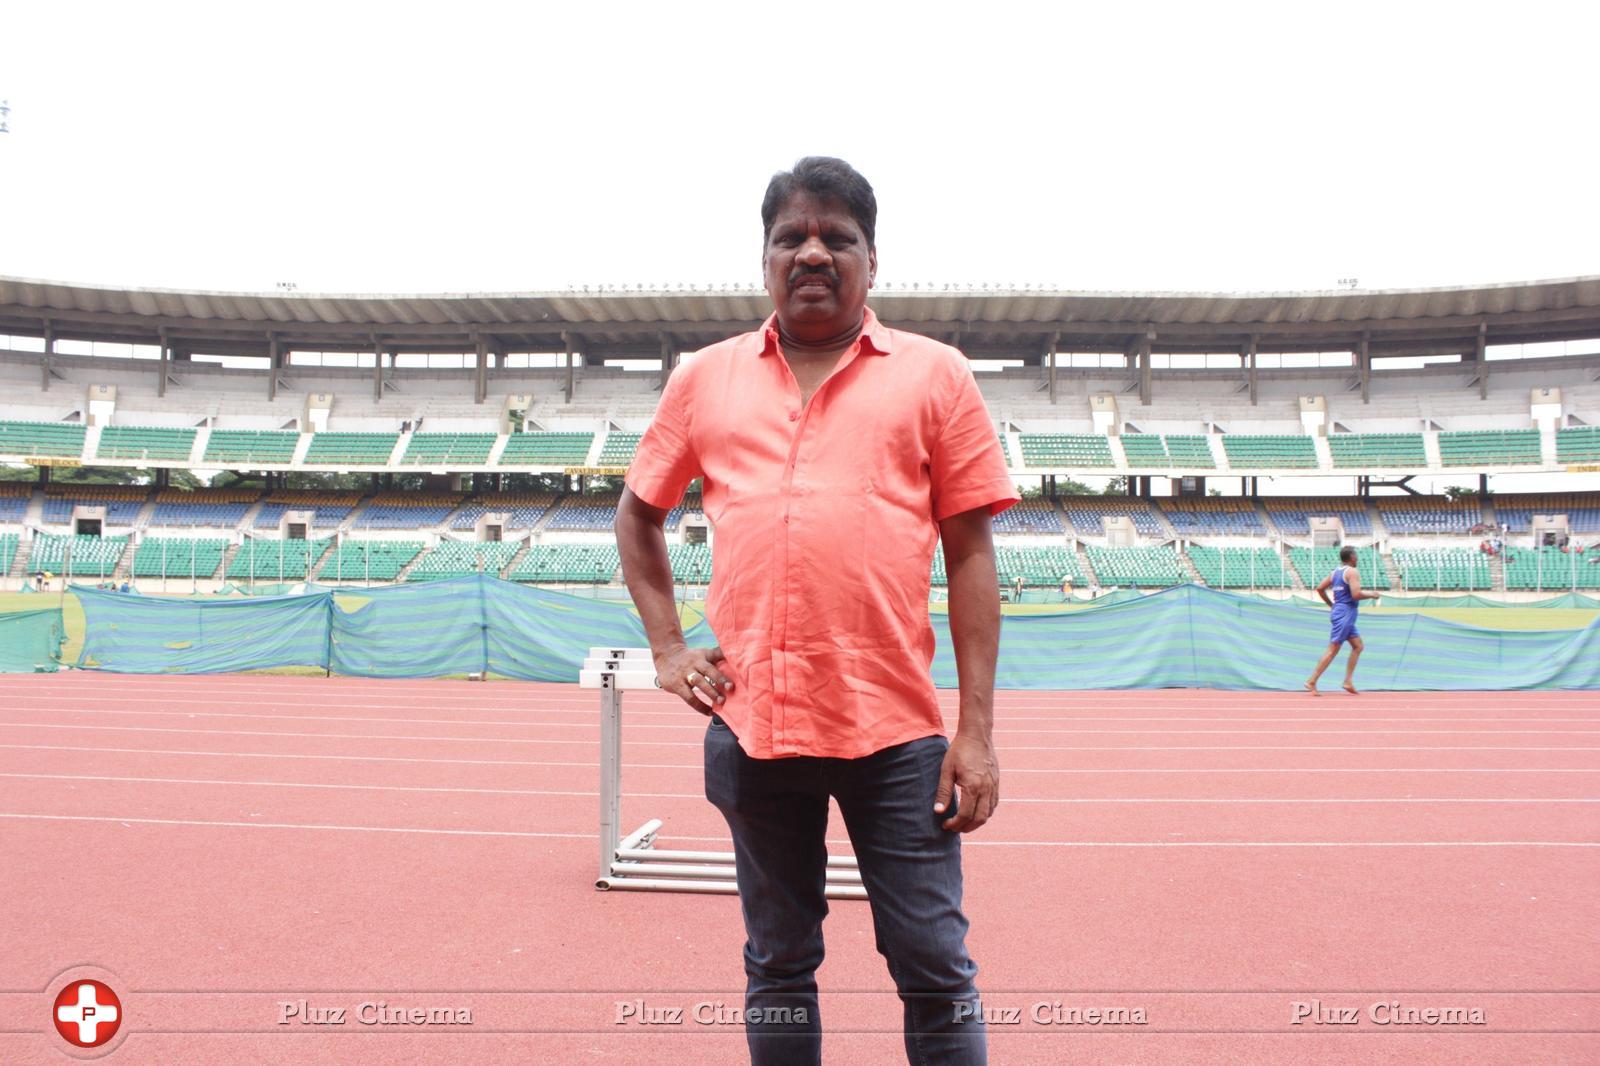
[626, 308, 1018, 759]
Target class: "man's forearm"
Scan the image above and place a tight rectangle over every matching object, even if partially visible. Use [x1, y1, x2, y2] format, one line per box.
[944, 545, 1000, 738]
[615, 505, 687, 656]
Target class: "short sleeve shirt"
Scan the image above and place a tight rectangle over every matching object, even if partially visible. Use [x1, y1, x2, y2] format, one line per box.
[626, 307, 1018, 759]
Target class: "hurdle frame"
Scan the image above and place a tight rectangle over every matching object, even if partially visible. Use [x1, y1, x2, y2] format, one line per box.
[580, 646, 865, 899]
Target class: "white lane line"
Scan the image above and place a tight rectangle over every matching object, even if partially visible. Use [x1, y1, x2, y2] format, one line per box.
[3, 689, 1592, 714]
[0, 772, 695, 800]
[9, 697, 1599, 725]
[4, 744, 1598, 775]
[9, 707, 1600, 734]
[0, 812, 589, 839]
[4, 773, 1597, 804]
[8, 724, 1598, 751]
[2, 813, 1594, 848]
[0, 743, 695, 769]
[12, 701, 1600, 726]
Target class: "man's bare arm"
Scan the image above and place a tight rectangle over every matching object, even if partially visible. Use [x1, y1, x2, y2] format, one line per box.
[1347, 568, 1382, 601]
[615, 487, 730, 713]
[1316, 574, 1334, 607]
[936, 505, 1002, 833]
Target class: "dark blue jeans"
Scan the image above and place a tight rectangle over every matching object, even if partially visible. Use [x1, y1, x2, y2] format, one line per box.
[704, 716, 986, 1065]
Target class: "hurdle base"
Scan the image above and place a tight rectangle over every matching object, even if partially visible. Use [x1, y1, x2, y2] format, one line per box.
[597, 819, 868, 900]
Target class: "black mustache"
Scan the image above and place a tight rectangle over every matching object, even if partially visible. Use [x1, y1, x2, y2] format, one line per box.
[789, 268, 839, 287]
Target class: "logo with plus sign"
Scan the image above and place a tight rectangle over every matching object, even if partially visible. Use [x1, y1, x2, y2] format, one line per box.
[53, 979, 122, 1048]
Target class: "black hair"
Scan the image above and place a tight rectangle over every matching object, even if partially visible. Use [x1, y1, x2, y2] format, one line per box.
[761, 156, 877, 248]
[1339, 545, 1357, 564]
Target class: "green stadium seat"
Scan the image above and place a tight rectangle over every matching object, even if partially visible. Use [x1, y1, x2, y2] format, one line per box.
[1187, 545, 1290, 588]
[0, 421, 87, 458]
[1164, 435, 1217, 468]
[1019, 434, 1114, 468]
[665, 543, 714, 583]
[96, 425, 198, 461]
[1437, 430, 1541, 467]
[402, 433, 496, 465]
[29, 534, 129, 577]
[1087, 545, 1184, 587]
[498, 432, 596, 466]
[204, 430, 300, 464]
[1328, 433, 1426, 468]
[511, 544, 620, 583]
[597, 433, 642, 466]
[132, 537, 229, 578]
[406, 540, 521, 581]
[1556, 427, 1600, 464]
[995, 546, 1083, 587]
[317, 540, 425, 581]
[1221, 435, 1318, 469]
[1288, 547, 1348, 588]
[226, 538, 331, 579]
[1119, 434, 1169, 468]
[1503, 546, 1600, 590]
[303, 433, 400, 465]
[1391, 548, 1490, 591]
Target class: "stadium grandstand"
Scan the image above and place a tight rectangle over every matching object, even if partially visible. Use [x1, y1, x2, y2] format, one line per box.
[1, 274, 1598, 598]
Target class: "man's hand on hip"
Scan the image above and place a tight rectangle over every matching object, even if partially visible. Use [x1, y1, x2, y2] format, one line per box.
[654, 644, 733, 715]
[935, 731, 999, 833]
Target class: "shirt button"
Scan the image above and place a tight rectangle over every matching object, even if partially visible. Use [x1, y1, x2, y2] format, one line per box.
[788, 411, 799, 421]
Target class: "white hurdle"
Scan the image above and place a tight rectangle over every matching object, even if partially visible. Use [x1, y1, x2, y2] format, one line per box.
[579, 647, 865, 899]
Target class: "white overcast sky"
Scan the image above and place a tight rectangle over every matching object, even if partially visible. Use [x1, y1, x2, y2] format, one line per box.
[2, 1, 1597, 296]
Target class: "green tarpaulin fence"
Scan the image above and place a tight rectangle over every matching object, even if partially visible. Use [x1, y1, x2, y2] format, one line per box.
[70, 578, 1600, 689]
[0, 608, 65, 673]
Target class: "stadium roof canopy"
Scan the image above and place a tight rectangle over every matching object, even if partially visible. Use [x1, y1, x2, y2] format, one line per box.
[3, 274, 1600, 362]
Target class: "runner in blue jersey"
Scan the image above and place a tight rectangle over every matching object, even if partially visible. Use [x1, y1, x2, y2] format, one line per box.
[1306, 545, 1383, 695]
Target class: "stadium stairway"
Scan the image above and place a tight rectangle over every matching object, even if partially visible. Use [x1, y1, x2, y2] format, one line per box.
[1422, 433, 1443, 468]
[501, 539, 535, 579]
[1074, 544, 1099, 588]
[394, 549, 429, 583]
[486, 435, 511, 466]
[190, 427, 212, 465]
[82, 424, 103, 463]
[7, 538, 30, 585]
[290, 434, 313, 465]
[238, 497, 268, 530]
[1105, 436, 1130, 469]
[1379, 551, 1402, 592]
[219, 541, 243, 579]
[1311, 434, 1333, 469]
[1178, 548, 1204, 585]
[1489, 552, 1506, 593]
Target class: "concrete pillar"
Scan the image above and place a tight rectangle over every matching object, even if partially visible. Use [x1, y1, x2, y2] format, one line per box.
[1359, 330, 1371, 404]
[267, 333, 281, 401]
[1245, 335, 1258, 406]
[158, 327, 169, 398]
[474, 333, 488, 404]
[41, 320, 53, 392]
[1138, 331, 1154, 406]
[1475, 321, 1488, 400]
[563, 331, 576, 403]
[1047, 332, 1059, 404]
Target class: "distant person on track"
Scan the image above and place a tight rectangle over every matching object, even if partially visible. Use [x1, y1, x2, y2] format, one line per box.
[1306, 545, 1382, 695]
[616, 156, 1016, 1065]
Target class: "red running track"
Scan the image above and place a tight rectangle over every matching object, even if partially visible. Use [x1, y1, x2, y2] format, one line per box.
[0, 675, 1596, 1065]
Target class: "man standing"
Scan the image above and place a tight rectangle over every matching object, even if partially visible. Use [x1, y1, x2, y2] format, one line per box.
[616, 157, 1016, 1065]
[1305, 545, 1382, 695]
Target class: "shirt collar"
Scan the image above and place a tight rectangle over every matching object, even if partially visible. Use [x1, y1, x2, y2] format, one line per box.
[751, 306, 893, 357]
